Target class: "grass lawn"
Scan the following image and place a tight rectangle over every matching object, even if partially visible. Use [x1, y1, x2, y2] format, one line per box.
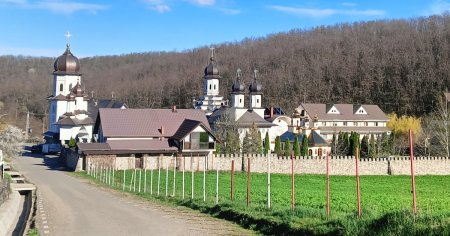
[77, 168, 450, 235]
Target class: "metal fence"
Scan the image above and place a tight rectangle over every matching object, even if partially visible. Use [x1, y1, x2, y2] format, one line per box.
[0, 178, 11, 207]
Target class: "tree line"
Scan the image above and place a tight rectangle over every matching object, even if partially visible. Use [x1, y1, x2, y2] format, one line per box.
[1, 14, 450, 136]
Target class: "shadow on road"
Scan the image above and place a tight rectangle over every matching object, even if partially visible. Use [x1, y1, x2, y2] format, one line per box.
[21, 149, 67, 172]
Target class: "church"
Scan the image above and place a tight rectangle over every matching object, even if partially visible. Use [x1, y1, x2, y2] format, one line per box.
[47, 41, 94, 144]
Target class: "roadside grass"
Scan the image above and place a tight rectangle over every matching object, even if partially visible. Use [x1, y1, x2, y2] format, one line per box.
[75, 170, 450, 235]
[27, 228, 39, 236]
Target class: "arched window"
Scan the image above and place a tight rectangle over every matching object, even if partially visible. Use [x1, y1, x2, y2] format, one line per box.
[214, 85, 216, 90]
[239, 99, 242, 103]
[308, 149, 312, 156]
[209, 84, 212, 90]
[318, 148, 323, 156]
[59, 84, 63, 92]
[257, 99, 260, 103]
[69, 84, 73, 90]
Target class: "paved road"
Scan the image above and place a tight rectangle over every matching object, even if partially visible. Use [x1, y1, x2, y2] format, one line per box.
[13, 150, 252, 236]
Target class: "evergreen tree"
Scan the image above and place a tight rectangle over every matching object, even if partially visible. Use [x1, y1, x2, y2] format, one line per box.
[339, 132, 350, 155]
[242, 123, 263, 154]
[274, 136, 282, 156]
[284, 139, 291, 157]
[331, 133, 337, 155]
[293, 136, 301, 157]
[369, 134, 377, 158]
[381, 132, 390, 154]
[215, 142, 222, 154]
[350, 132, 360, 156]
[225, 130, 240, 154]
[300, 135, 309, 156]
[388, 132, 396, 155]
[68, 137, 77, 148]
[263, 132, 270, 155]
[360, 135, 369, 158]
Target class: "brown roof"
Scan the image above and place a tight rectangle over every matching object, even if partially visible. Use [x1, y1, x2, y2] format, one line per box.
[48, 94, 67, 101]
[78, 143, 110, 151]
[319, 126, 391, 134]
[99, 108, 210, 138]
[172, 119, 201, 140]
[299, 103, 389, 121]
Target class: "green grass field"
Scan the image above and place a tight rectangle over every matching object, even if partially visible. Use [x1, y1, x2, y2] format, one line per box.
[79, 169, 450, 235]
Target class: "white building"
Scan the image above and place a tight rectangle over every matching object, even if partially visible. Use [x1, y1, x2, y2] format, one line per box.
[194, 48, 227, 115]
[296, 103, 390, 141]
[47, 43, 94, 144]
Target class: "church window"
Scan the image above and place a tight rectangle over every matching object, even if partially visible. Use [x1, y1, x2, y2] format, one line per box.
[239, 99, 242, 103]
[69, 84, 73, 90]
[257, 99, 260, 103]
[209, 84, 212, 90]
[308, 149, 312, 156]
[59, 84, 63, 92]
[214, 85, 216, 90]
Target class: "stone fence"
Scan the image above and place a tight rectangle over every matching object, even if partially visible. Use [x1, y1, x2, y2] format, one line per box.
[84, 153, 450, 176]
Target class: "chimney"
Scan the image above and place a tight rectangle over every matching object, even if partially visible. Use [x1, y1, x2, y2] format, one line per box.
[270, 107, 274, 118]
[172, 105, 177, 113]
[159, 126, 164, 140]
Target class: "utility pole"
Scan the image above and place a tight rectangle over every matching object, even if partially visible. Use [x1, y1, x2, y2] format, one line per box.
[25, 111, 30, 141]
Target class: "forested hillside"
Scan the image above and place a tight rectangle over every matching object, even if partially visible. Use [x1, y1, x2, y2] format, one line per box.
[1, 15, 449, 132]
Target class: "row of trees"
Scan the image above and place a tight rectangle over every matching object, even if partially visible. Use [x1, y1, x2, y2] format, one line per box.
[332, 132, 394, 158]
[2, 15, 450, 137]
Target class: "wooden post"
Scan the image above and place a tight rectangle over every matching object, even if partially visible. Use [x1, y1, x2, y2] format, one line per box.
[291, 152, 295, 211]
[409, 129, 417, 214]
[326, 152, 330, 217]
[267, 154, 271, 209]
[150, 168, 153, 195]
[191, 156, 194, 199]
[122, 169, 125, 191]
[173, 156, 176, 197]
[182, 156, 185, 200]
[157, 163, 161, 196]
[144, 169, 147, 193]
[231, 160, 234, 201]
[247, 158, 251, 208]
[129, 170, 134, 192]
[356, 147, 361, 218]
[203, 155, 206, 202]
[133, 169, 137, 192]
[215, 162, 219, 204]
[139, 169, 142, 193]
[112, 168, 115, 187]
[165, 162, 169, 197]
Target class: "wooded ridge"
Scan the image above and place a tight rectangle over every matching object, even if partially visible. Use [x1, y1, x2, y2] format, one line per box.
[1, 14, 449, 128]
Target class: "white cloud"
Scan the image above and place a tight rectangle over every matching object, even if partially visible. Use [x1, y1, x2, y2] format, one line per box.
[0, 0, 108, 14]
[342, 2, 356, 7]
[269, 5, 385, 18]
[425, 0, 450, 15]
[218, 7, 240, 15]
[36, 1, 107, 14]
[189, 0, 215, 6]
[143, 0, 171, 13]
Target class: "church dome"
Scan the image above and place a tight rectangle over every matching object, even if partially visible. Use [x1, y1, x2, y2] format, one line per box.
[203, 48, 221, 79]
[249, 69, 262, 93]
[232, 68, 245, 94]
[54, 44, 80, 74]
[71, 81, 85, 97]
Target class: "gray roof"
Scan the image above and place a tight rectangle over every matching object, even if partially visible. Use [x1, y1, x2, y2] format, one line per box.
[54, 116, 94, 126]
[98, 108, 210, 138]
[279, 131, 328, 147]
[236, 110, 275, 127]
[78, 140, 177, 155]
[88, 99, 126, 121]
[299, 103, 389, 121]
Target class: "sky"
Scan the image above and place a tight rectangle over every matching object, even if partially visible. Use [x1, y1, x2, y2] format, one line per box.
[0, 0, 449, 57]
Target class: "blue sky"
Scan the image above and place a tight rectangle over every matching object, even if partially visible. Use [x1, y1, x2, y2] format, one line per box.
[0, 0, 449, 57]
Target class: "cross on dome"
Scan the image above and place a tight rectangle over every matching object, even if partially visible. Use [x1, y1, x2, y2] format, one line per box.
[253, 69, 259, 79]
[65, 31, 72, 45]
[209, 46, 215, 61]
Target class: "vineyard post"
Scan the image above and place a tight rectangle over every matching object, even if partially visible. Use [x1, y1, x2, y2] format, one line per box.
[165, 162, 169, 197]
[356, 147, 361, 218]
[291, 151, 295, 211]
[144, 169, 147, 193]
[133, 168, 137, 192]
[139, 169, 142, 193]
[215, 162, 219, 204]
[203, 155, 206, 202]
[267, 154, 271, 209]
[173, 156, 176, 197]
[129, 170, 134, 192]
[409, 129, 417, 214]
[182, 155, 185, 200]
[247, 157, 251, 208]
[231, 160, 234, 200]
[112, 168, 115, 187]
[122, 169, 125, 191]
[157, 162, 161, 196]
[191, 156, 194, 199]
[150, 168, 153, 195]
[326, 152, 330, 217]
